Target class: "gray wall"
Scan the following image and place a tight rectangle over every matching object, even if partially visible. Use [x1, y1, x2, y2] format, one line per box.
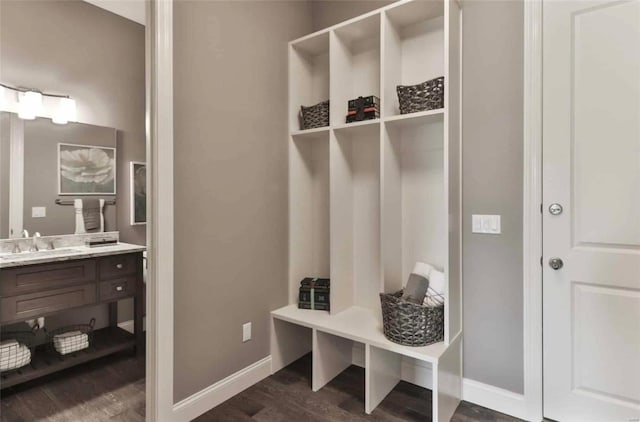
[0, 0, 146, 247]
[22, 119, 117, 236]
[173, 0, 313, 402]
[0, 0, 146, 324]
[309, 0, 525, 394]
[461, 0, 524, 394]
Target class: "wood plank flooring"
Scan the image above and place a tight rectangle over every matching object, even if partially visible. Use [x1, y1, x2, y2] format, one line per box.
[197, 354, 524, 422]
[1, 352, 524, 422]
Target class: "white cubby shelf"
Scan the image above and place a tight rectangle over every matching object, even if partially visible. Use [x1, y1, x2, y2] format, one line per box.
[275, 1, 463, 421]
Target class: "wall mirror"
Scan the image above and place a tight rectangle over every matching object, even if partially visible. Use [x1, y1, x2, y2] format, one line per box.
[0, 111, 118, 238]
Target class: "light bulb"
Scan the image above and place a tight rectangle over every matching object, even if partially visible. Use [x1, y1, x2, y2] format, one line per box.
[18, 91, 42, 120]
[52, 97, 76, 124]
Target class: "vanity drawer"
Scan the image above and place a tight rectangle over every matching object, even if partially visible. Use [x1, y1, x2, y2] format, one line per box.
[98, 277, 136, 302]
[0, 284, 97, 323]
[98, 254, 137, 279]
[0, 259, 97, 297]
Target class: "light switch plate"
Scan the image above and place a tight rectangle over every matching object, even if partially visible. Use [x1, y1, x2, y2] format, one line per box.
[472, 215, 501, 234]
[242, 322, 251, 342]
[32, 207, 46, 218]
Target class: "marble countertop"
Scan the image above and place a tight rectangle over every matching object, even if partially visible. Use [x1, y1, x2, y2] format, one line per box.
[0, 242, 146, 269]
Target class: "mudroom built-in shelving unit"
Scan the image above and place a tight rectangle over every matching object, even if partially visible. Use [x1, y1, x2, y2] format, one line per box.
[272, 0, 462, 420]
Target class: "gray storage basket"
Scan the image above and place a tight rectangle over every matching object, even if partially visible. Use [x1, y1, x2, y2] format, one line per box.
[396, 76, 445, 115]
[299, 100, 330, 130]
[380, 290, 444, 347]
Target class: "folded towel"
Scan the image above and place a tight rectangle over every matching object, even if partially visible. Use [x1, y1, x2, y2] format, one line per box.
[0, 344, 31, 371]
[402, 273, 430, 304]
[55, 340, 89, 355]
[53, 330, 83, 340]
[0, 339, 18, 349]
[82, 199, 101, 231]
[429, 269, 445, 296]
[412, 262, 434, 280]
[53, 331, 89, 355]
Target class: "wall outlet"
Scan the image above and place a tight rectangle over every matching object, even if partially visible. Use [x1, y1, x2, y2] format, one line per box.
[32, 207, 46, 218]
[472, 214, 501, 234]
[242, 322, 251, 342]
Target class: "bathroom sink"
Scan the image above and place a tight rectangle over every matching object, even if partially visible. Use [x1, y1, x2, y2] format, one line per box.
[0, 248, 84, 260]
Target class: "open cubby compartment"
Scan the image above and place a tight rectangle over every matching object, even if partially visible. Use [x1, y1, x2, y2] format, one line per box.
[312, 330, 364, 396]
[271, 318, 313, 375]
[330, 14, 381, 127]
[382, 0, 445, 117]
[381, 117, 445, 296]
[289, 131, 330, 305]
[330, 123, 381, 314]
[290, 32, 330, 132]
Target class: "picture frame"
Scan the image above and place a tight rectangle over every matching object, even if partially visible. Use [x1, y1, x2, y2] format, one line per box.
[130, 161, 147, 225]
[58, 143, 116, 195]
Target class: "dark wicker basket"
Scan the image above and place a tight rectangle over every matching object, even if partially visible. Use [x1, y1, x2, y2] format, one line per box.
[1, 329, 37, 373]
[299, 100, 330, 130]
[397, 76, 445, 114]
[380, 290, 444, 347]
[46, 318, 95, 358]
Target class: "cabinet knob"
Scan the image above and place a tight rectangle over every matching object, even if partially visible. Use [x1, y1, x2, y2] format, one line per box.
[116, 285, 124, 292]
[116, 263, 123, 269]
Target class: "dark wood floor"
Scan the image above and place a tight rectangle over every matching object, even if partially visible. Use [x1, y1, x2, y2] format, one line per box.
[198, 354, 523, 422]
[0, 351, 145, 422]
[1, 352, 523, 422]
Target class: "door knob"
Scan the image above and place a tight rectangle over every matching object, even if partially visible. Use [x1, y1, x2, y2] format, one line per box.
[549, 258, 564, 270]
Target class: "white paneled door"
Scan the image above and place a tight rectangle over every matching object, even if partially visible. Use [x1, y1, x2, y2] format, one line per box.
[543, 0, 640, 421]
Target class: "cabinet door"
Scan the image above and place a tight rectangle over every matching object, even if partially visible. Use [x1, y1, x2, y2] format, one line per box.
[0, 259, 96, 296]
[1, 284, 97, 323]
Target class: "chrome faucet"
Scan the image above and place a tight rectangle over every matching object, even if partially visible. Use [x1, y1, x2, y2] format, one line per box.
[30, 232, 41, 252]
[11, 241, 22, 254]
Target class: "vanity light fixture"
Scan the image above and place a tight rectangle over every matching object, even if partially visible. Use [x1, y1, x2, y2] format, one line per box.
[52, 97, 77, 125]
[18, 90, 43, 120]
[0, 82, 76, 124]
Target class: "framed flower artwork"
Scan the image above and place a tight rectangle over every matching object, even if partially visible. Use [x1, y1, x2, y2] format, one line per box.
[58, 143, 116, 195]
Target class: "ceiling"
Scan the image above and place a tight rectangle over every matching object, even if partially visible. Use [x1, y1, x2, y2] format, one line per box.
[83, 0, 146, 26]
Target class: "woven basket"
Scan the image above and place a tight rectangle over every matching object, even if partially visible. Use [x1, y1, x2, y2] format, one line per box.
[299, 100, 330, 130]
[380, 290, 444, 347]
[47, 318, 95, 358]
[396, 76, 445, 115]
[0, 329, 37, 373]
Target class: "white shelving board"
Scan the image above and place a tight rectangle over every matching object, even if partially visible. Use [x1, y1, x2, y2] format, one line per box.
[272, 304, 449, 363]
[278, 1, 462, 420]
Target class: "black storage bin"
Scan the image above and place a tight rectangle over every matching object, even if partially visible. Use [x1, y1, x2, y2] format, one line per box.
[299, 100, 330, 130]
[396, 76, 445, 114]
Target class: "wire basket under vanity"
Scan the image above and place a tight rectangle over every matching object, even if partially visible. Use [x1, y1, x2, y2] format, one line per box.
[380, 290, 444, 347]
[0, 328, 37, 374]
[47, 318, 95, 358]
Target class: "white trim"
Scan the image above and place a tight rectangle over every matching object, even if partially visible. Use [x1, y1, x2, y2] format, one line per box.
[146, 0, 174, 421]
[173, 356, 272, 421]
[8, 114, 24, 238]
[462, 378, 529, 421]
[522, 1, 543, 421]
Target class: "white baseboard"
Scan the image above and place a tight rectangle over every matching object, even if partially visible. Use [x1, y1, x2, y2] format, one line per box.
[117, 318, 146, 334]
[352, 344, 433, 390]
[172, 356, 272, 421]
[462, 378, 530, 421]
